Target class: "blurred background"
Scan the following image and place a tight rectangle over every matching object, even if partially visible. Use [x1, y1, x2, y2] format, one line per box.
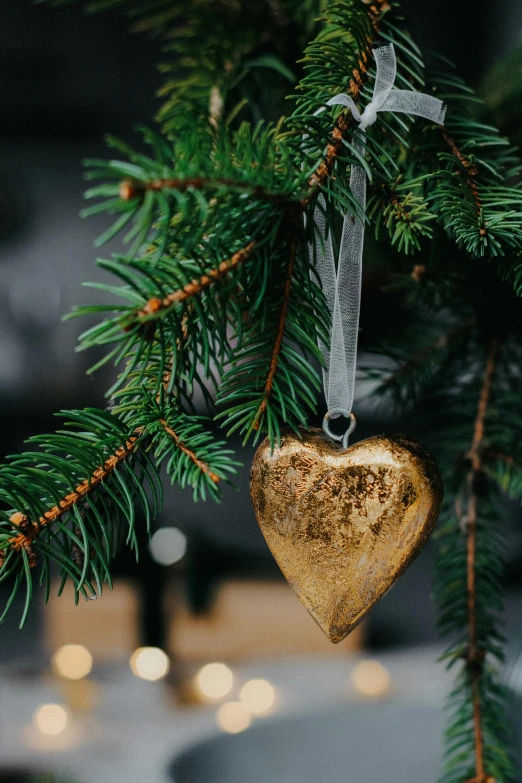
[1, 2, 522, 782]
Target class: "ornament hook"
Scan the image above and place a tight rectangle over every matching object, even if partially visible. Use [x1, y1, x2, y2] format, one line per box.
[322, 410, 357, 450]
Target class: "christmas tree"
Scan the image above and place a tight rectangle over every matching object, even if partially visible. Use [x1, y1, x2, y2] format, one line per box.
[3, 0, 522, 780]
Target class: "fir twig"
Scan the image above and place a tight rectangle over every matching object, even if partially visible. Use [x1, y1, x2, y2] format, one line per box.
[119, 176, 296, 205]
[252, 232, 298, 429]
[0, 434, 139, 567]
[462, 339, 499, 783]
[307, 38, 373, 192]
[126, 240, 256, 326]
[158, 418, 221, 484]
[440, 129, 483, 216]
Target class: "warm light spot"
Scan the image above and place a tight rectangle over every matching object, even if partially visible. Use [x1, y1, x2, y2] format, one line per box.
[149, 527, 187, 566]
[216, 701, 251, 734]
[351, 659, 391, 697]
[239, 679, 276, 715]
[130, 647, 170, 681]
[195, 662, 234, 701]
[52, 644, 93, 680]
[33, 704, 69, 736]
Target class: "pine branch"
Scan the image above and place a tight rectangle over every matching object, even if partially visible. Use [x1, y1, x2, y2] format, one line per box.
[82, 125, 296, 256]
[440, 128, 483, 217]
[72, 239, 258, 393]
[431, 335, 516, 783]
[383, 330, 454, 390]
[158, 418, 221, 484]
[0, 433, 139, 567]
[119, 176, 296, 206]
[414, 66, 522, 259]
[305, 0, 384, 193]
[0, 398, 240, 623]
[73, 0, 404, 447]
[462, 339, 499, 783]
[368, 176, 437, 254]
[113, 386, 239, 501]
[0, 410, 161, 624]
[252, 233, 298, 429]
[126, 240, 256, 326]
[216, 227, 327, 443]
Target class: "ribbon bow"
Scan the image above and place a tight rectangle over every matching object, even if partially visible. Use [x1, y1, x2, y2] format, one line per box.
[313, 43, 446, 445]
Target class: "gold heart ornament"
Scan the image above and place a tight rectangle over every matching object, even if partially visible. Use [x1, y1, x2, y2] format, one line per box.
[250, 429, 443, 643]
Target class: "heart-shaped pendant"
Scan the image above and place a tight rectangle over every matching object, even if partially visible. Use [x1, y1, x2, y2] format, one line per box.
[250, 429, 442, 643]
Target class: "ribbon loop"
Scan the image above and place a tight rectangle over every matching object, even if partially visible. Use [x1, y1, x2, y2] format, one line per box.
[313, 43, 445, 438]
[370, 44, 397, 113]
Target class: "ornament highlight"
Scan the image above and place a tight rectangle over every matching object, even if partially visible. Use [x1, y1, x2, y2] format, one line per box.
[250, 429, 442, 642]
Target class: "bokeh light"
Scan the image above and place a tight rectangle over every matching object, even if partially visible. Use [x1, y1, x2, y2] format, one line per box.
[33, 704, 69, 736]
[149, 527, 187, 566]
[350, 659, 391, 697]
[216, 701, 251, 734]
[130, 647, 170, 681]
[195, 662, 234, 701]
[52, 644, 93, 680]
[239, 679, 276, 715]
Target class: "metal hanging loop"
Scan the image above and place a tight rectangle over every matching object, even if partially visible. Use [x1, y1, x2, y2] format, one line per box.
[322, 410, 357, 450]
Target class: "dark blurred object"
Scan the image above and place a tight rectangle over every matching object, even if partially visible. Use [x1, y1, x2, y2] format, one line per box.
[0, 772, 34, 783]
[400, 0, 522, 83]
[0, 2, 160, 140]
[169, 703, 444, 783]
[0, 169, 31, 243]
[0, 0, 160, 433]
[483, 41, 522, 144]
[0, 771, 72, 783]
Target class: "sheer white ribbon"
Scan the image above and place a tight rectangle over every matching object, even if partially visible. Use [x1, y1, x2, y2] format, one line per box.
[313, 43, 446, 440]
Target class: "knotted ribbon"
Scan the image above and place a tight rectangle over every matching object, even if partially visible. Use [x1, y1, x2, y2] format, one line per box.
[313, 43, 446, 439]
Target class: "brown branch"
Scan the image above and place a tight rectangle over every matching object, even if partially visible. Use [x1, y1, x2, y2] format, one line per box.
[468, 341, 498, 469]
[126, 241, 256, 328]
[159, 419, 221, 484]
[363, 0, 391, 25]
[1, 409, 224, 571]
[306, 43, 373, 194]
[252, 235, 298, 430]
[440, 129, 484, 224]
[1, 435, 139, 569]
[119, 177, 291, 206]
[307, 111, 357, 193]
[462, 338, 500, 783]
[305, 0, 390, 195]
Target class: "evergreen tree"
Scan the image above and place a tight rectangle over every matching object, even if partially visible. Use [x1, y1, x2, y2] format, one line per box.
[3, 1, 522, 779]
